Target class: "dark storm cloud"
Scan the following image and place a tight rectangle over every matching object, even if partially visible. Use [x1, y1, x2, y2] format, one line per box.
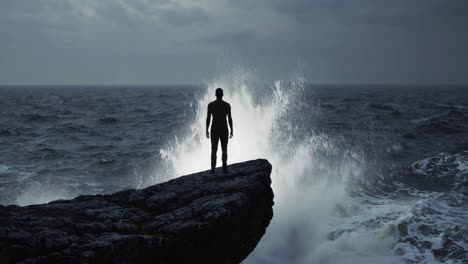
[357, 0, 468, 31]
[434, 0, 468, 17]
[268, 0, 468, 30]
[1, 0, 468, 84]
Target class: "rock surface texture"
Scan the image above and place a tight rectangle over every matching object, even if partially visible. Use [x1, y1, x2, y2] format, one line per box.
[0, 159, 273, 264]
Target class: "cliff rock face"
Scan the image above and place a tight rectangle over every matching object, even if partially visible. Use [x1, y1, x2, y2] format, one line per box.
[0, 159, 273, 264]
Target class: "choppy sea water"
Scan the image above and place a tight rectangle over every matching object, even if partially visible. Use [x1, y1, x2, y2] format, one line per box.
[1, 73, 467, 263]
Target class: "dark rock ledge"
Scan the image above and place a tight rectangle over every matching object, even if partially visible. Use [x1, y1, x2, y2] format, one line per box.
[0, 159, 273, 264]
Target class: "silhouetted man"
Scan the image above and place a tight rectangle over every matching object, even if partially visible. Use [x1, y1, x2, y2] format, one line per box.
[206, 88, 233, 174]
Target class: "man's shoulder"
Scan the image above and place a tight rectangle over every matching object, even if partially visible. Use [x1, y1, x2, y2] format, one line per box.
[209, 100, 230, 108]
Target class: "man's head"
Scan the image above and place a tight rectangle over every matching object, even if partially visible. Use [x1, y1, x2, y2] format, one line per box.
[215, 88, 223, 99]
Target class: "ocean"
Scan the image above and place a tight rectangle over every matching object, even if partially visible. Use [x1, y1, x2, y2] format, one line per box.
[1, 72, 467, 263]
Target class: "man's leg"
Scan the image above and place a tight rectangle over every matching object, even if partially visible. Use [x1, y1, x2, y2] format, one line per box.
[220, 133, 228, 173]
[211, 133, 220, 172]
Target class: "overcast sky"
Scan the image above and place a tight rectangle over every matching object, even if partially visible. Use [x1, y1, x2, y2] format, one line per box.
[1, 0, 467, 85]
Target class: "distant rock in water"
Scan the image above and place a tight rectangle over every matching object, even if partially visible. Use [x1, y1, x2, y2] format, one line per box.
[0, 159, 274, 264]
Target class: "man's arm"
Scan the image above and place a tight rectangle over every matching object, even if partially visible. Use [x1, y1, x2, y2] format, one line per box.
[228, 104, 233, 138]
[206, 104, 211, 138]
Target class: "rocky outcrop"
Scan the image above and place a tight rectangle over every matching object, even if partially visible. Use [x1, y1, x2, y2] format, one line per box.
[0, 159, 273, 264]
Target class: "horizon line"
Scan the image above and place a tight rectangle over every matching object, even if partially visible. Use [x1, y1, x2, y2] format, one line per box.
[1, 83, 468, 87]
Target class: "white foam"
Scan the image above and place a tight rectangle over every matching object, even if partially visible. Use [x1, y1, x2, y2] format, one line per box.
[151, 69, 402, 263]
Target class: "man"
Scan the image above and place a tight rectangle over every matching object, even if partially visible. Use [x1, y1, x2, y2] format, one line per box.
[206, 88, 233, 174]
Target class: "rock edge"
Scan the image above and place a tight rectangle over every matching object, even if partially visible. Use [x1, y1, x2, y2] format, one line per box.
[0, 159, 274, 264]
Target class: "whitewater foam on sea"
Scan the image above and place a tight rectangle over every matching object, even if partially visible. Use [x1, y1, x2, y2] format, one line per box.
[153, 69, 401, 263]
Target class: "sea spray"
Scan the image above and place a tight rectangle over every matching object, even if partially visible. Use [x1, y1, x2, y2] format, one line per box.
[154, 69, 399, 263]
